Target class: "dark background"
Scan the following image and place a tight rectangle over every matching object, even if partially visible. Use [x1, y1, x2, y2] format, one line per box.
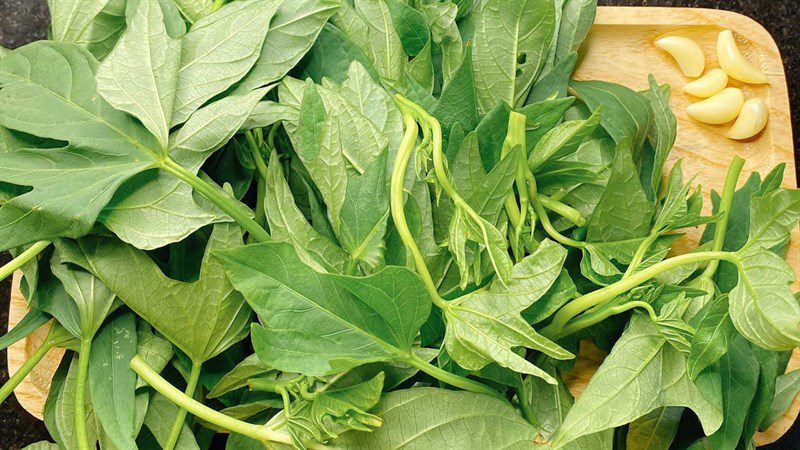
[1, 0, 798, 448]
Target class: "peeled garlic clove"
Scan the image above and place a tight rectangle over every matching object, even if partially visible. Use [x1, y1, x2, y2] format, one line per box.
[717, 30, 769, 84]
[687, 88, 745, 124]
[655, 36, 706, 77]
[728, 98, 768, 140]
[684, 68, 728, 98]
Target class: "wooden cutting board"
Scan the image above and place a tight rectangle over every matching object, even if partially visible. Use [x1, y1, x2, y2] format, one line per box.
[6, 6, 799, 446]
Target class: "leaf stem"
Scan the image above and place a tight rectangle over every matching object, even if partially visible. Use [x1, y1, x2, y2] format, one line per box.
[75, 338, 92, 450]
[390, 110, 446, 308]
[541, 251, 739, 338]
[211, 0, 226, 12]
[502, 111, 529, 260]
[403, 352, 503, 400]
[551, 300, 658, 339]
[528, 179, 585, 249]
[0, 240, 50, 282]
[129, 356, 324, 448]
[0, 334, 52, 403]
[623, 232, 659, 278]
[700, 156, 745, 279]
[537, 195, 586, 227]
[161, 158, 270, 242]
[163, 360, 203, 450]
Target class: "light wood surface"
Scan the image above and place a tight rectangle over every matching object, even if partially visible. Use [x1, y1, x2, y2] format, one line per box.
[5, 5, 799, 446]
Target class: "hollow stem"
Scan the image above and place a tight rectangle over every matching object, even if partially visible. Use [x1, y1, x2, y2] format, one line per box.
[163, 360, 202, 450]
[528, 179, 586, 249]
[538, 195, 586, 227]
[0, 335, 52, 403]
[0, 240, 50, 282]
[701, 156, 745, 279]
[403, 353, 502, 400]
[542, 251, 738, 337]
[130, 356, 325, 448]
[390, 110, 446, 308]
[161, 158, 270, 242]
[623, 232, 659, 278]
[75, 338, 92, 450]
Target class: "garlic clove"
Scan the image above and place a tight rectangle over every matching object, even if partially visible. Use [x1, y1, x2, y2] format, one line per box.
[684, 68, 728, 98]
[728, 98, 769, 140]
[655, 36, 706, 78]
[686, 88, 745, 124]
[717, 30, 769, 84]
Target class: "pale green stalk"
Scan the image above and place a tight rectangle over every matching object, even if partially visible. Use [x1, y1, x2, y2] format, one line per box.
[0, 240, 50, 282]
[75, 339, 92, 450]
[163, 361, 203, 450]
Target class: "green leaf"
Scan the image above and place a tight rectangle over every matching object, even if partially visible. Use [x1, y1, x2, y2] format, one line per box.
[419, 2, 463, 83]
[101, 89, 264, 250]
[48, 250, 119, 340]
[405, 37, 434, 94]
[626, 407, 682, 450]
[0, 308, 49, 350]
[97, 0, 181, 148]
[586, 139, 653, 242]
[521, 356, 614, 448]
[143, 393, 200, 450]
[705, 335, 759, 449]
[335, 388, 540, 448]
[0, 42, 159, 250]
[136, 322, 173, 389]
[59, 223, 251, 363]
[53, 355, 100, 449]
[729, 247, 800, 350]
[354, 0, 406, 84]
[384, 0, 430, 57]
[217, 242, 431, 376]
[687, 294, 736, 380]
[570, 79, 653, 152]
[741, 345, 780, 443]
[207, 353, 271, 399]
[641, 76, 677, 199]
[550, 312, 723, 448]
[520, 96, 576, 149]
[433, 47, 478, 138]
[49, 0, 113, 43]
[471, 0, 557, 114]
[529, 107, 600, 170]
[526, 51, 578, 104]
[236, 0, 339, 92]
[279, 373, 385, 447]
[337, 150, 391, 270]
[170, 0, 279, 125]
[172, 0, 212, 23]
[88, 312, 138, 450]
[744, 183, 800, 252]
[21, 442, 60, 450]
[298, 23, 381, 84]
[760, 369, 800, 430]
[265, 151, 350, 274]
[444, 240, 573, 383]
[555, 0, 596, 58]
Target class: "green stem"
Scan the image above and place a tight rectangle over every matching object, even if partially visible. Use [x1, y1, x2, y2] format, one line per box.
[701, 156, 745, 279]
[75, 338, 92, 450]
[403, 353, 502, 400]
[130, 357, 324, 449]
[623, 232, 659, 278]
[161, 158, 270, 242]
[344, 258, 359, 276]
[0, 336, 52, 403]
[528, 180, 585, 249]
[542, 251, 738, 337]
[163, 361, 202, 450]
[502, 112, 529, 260]
[553, 300, 658, 339]
[390, 110, 446, 308]
[538, 195, 586, 227]
[211, 0, 226, 12]
[0, 240, 50, 281]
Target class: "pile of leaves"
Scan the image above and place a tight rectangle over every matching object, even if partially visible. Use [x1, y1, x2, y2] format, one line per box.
[1, 0, 799, 449]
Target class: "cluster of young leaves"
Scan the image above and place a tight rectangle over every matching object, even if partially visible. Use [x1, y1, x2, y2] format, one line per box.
[2, 1, 799, 450]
